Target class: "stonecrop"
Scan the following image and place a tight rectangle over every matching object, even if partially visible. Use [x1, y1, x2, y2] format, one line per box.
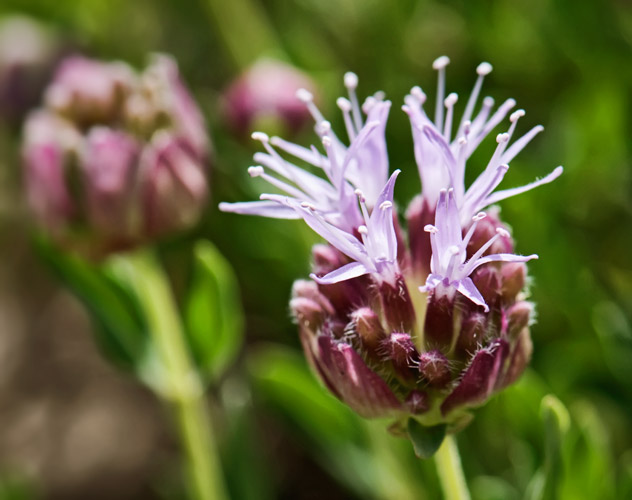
[221, 56, 562, 435]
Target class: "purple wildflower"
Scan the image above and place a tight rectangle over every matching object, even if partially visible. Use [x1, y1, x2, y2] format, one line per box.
[221, 58, 561, 441]
[219, 72, 391, 232]
[421, 188, 537, 311]
[403, 56, 562, 224]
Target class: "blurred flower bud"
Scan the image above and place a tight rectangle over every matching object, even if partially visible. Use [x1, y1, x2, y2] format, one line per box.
[45, 56, 134, 127]
[81, 127, 140, 241]
[0, 16, 59, 123]
[223, 59, 316, 137]
[22, 54, 209, 257]
[22, 111, 80, 231]
[140, 132, 207, 238]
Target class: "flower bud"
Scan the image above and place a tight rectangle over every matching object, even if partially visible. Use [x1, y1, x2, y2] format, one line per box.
[22, 111, 79, 231]
[405, 390, 429, 415]
[140, 133, 207, 238]
[44, 56, 134, 126]
[381, 332, 420, 383]
[81, 128, 139, 242]
[223, 59, 315, 137]
[501, 262, 527, 302]
[466, 209, 513, 257]
[418, 349, 451, 387]
[350, 307, 386, 358]
[22, 54, 209, 257]
[505, 301, 533, 338]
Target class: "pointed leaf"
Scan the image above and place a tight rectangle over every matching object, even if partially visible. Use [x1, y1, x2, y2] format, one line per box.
[407, 419, 446, 459]
[184, 240, 244, 382]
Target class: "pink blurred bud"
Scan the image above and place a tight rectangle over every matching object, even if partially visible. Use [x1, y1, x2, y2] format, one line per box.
[81, 128, 140, 240]
[45, 56, 134, 126]
[22, 111, 80, 231]
[128, 54, 209, 158]
[223, 59, 316, 136]
[140, 133, 208, 238]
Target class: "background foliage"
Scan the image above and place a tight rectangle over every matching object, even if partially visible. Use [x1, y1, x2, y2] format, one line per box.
[0, 0, 630, 498]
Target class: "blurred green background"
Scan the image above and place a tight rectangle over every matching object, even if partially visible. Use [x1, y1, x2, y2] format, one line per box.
[0, 0, 630, 499]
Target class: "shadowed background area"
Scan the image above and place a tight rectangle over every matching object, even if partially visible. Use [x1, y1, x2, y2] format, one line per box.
[0, 0, 630, 498]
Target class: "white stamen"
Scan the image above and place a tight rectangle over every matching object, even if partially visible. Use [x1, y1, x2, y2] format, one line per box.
[321, 136, 332, 147]
[473, 212, 487, 221]
[344, 72, 358, 89]
[295, 88, 313, 103]
[344, 72, 363, 132]
[424, 224, 438, 233]
[358, 225, 368, 235]
[362, 96, 376, 114]
[443, 92, 458, 141]
[379, 201, 393, 210]
[434, 56, 450, 130]
[432, 55, 450, 70]
[476, 62, 493, 76]
[248, 166, 264, 177]
[301, 201, 316, 210]
[251, 131, 269, 142]
[411, 86, 427, 104]
[317, 120, 331, 134]
[496, 227, 510, 238]
[373, 91, 386, 101]
[337, 97, 352, 112]
[510, 109, 526, 122]
[338, 97, 357, 141]
[497, 133, 510, 144]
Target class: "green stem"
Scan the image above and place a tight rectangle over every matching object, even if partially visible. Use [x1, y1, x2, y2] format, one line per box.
[123, 250, 228, 500]
[434, 435, 471, 500]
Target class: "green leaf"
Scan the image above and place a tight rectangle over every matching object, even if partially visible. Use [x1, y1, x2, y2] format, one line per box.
[184, 240, 244, 382]
[407, 419, 446, 459]
[34, 236, 151, 372]
[526, 394, 570, 500]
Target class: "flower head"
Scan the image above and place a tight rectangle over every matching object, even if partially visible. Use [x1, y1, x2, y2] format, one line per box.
[221, 58, 561, 448]
[403, 56, 562, 224]
[421, 188, 537, 312]
[219, 72, 390, 233]
[23, 54, 209, 257]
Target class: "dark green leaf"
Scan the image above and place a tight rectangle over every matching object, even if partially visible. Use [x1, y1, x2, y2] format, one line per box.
[184, 240, 244, 382]
[34, 236, 150, 372]
[407, 419, 446, 459]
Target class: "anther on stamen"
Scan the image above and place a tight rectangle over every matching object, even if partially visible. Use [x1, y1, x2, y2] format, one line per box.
[247, 166, 264, 177]
[444, 92, 458, 107]
[344, 72, 359, 89]
[317, 121, 331, 134]
[476, 62, 493, 76]
[336, 97, 352, 112]
[411, 86, 427, 103]
[496, 133, 510, 144]
[458, 137, 467, 145]
[295, 88, 313, 103]
[358, 225, 368, 235]
[301, 201, 316, 210]
[496, 227, 510, 238]
[379, 201, 393, 210]
[473, 212, 487, 221]
[482, 96, 495, 107]
[433, 55, 450, 70]
[362, 97, 376, 114]
[449, 245, 460, 255]
[424, 224, 438, 233]
[322, 136, 332, 147]
[510, 109, 526, 122]
[251, 131, 269, 142]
